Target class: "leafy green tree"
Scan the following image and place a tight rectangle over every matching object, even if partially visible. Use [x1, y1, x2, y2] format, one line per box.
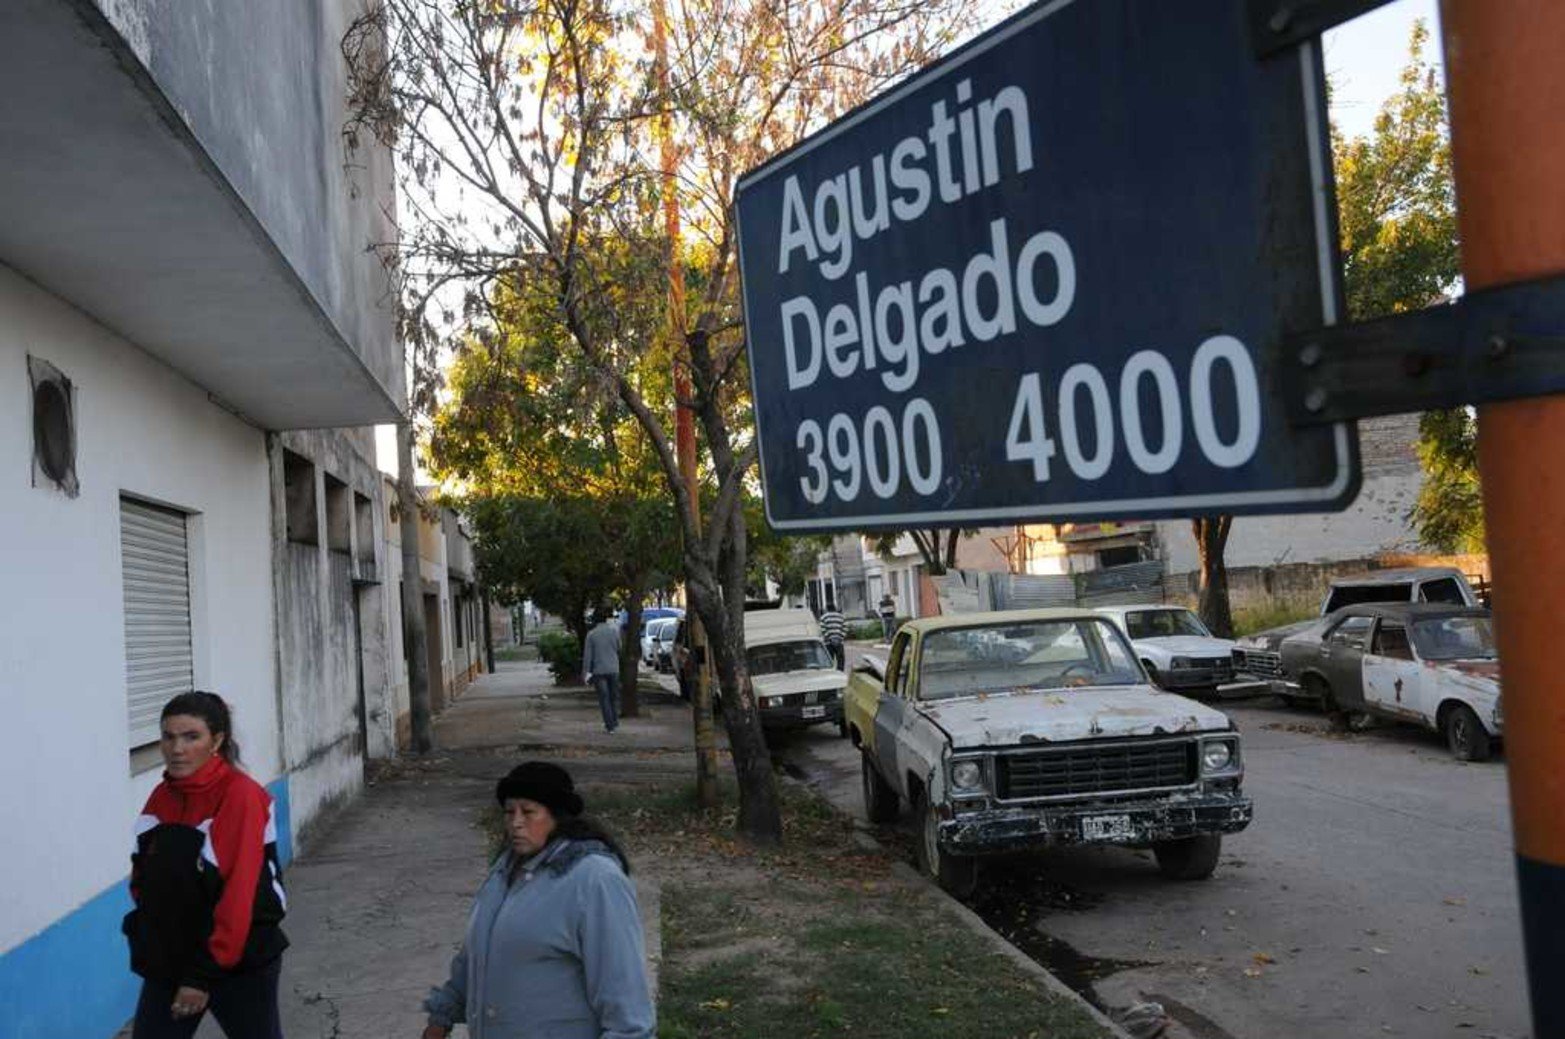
[431, 274, 680, 715]
[347, 0, 982, 842]
[1332, 20, 1477, 552]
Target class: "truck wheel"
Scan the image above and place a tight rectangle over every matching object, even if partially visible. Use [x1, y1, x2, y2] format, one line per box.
[915, 793, 980, 898]
[1444, 704, 1492, 762]
[1153, 834, 1221, 880]
[861, 752, 899, 823]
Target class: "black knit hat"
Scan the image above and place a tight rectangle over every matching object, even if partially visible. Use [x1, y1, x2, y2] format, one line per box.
[495, 761, 584, 817]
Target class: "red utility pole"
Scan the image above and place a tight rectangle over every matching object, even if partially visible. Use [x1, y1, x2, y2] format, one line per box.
[653, 0, 719, 807]
[1441, 3, 1565, 1035]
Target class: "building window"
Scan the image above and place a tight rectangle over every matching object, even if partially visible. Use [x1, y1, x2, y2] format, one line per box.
[29, 355, 78, 497]
[121, 498, 194, 748]
[1097, 545, 1142, 569]
[354, 492, 375, 565]
[283, 450, 318, 545]
[324, 472, 351, 554]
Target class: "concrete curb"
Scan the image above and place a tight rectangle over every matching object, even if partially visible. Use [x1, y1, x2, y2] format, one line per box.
[636, 876, 662, 1009]
[888, 862, 1135, 1039]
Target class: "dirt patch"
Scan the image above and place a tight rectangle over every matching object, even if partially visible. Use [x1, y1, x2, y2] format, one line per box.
[582, 780, 1114, 1039]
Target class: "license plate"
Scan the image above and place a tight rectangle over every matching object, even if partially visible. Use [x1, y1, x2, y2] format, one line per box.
[1081, 814, 1136, 841]
[802, 705, 826, 719]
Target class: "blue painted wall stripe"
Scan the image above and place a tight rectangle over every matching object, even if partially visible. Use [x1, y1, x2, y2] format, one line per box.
[0, 777, 292, 1038]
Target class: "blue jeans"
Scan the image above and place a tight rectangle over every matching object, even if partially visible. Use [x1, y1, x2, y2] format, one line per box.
[132, 957, 283, 1039]
[592, 674, 620, 731]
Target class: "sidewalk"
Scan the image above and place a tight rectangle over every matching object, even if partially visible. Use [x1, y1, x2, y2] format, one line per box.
[167, 660, 686, 1038]
[148, 659, 1114, 1037]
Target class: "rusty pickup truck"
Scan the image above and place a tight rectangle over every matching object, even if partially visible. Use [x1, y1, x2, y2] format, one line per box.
[844, 609, 1252, 895]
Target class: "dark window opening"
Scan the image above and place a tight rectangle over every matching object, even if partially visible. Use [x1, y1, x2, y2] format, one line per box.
[324, 473, 351, 555]
[1371, 622, 1413, 661]
[1096, 545, 1142, 569]
[354, 492, 375, 565]
[29, 356, 78, 497]
[283, 450, 318, 545]
[1419, 578, 1466, 605]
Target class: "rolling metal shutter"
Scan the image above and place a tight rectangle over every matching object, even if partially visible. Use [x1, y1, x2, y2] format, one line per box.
[121, 498, 194, 746]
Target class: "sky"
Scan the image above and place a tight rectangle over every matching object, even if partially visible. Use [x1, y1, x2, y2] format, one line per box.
[375, 0, 1448, 479]
[1323, 0, 1443, 142]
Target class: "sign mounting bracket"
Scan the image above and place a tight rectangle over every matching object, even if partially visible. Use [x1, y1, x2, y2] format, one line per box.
[1281, 273, 1565, 424]
[1248, 0, 1400, 57]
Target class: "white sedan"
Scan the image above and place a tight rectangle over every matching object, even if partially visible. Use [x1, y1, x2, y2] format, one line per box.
[1097, 605, 1237, 697]
[641, 617, 678, 665]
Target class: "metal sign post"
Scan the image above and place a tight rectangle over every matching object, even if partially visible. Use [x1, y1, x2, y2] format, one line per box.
[735, 0, 1359, 533]
[1442, 4, 1565, 1036]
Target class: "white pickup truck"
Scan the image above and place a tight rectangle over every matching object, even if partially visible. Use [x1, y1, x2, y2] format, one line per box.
[844, 608, 1252, 895]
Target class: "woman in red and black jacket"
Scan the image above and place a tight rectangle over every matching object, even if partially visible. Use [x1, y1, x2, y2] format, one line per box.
[124, 692, 288, 1039]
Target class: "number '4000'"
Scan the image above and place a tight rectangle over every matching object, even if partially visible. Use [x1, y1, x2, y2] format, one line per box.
[1005, 335, 1263, 482]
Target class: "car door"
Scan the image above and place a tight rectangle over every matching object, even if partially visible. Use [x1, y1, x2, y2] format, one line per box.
[1362, 619, 1424, 722]
[872, 631, 917, 795]
[1319, 615, 1374, 709]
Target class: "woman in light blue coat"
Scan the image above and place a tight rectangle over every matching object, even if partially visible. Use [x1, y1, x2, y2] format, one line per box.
[421, 762, 654, 1039]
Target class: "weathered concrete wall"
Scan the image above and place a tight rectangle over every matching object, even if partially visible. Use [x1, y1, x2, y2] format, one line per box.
[1165, 552, 1490, 616]
[271, 428, 390, 851]
[92, 0, 402, 405]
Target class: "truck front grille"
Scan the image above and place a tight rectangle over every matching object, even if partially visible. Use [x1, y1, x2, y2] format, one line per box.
[995, 739, 1196, 800]
[1232, 649, 1282, 678]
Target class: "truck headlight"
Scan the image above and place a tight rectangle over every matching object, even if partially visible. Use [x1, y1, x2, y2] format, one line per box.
[950, 761, 984, 792]
[1492, 699, 1504, 730]
[1201, 740, 1235, 773]
[1170, 656, 1192, 669]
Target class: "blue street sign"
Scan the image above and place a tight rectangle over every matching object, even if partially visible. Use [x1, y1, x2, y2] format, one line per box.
[736, 0, 1360, 532]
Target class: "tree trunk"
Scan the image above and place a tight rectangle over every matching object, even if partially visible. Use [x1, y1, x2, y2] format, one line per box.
[619, 581, 645, 719]
[482, 590, 495, 674]
[397, 423, 434, 754]
[1193, 516, 1235, 638]
[689, 506, 783, 844]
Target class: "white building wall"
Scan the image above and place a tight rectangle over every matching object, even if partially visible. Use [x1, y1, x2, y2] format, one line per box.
[0, 265, 278, 952]
[1157, 415, 1426, 572]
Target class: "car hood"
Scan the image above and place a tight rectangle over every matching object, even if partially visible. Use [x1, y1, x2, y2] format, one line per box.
[753, 670, 848, 696]
[916, 686, 1231, 749]
[1237, 619, 1322, 651]
[1134, 635, 1236, 659]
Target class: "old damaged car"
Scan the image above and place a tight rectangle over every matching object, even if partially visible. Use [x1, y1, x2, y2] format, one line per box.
[1274, 604, 1502, 760]
[844, 609, 1252, 895]
[1231, 567, 1483, 702]
[1096, 604, 1237, 697]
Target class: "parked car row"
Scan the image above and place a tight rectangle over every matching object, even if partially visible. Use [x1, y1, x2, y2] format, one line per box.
[1230, 568, 1500, 761]
[1094, 568, 1502, 762]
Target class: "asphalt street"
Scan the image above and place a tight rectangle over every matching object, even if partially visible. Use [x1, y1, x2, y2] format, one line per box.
[773, 665, 1528, 1039]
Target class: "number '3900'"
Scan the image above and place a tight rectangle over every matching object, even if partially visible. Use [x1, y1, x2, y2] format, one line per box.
[796, 400, 942, 504]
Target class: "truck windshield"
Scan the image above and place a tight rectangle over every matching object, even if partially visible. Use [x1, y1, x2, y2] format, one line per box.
[918, 619, 1143, 700]
[1412, 616, 1497, 661]
[1323, 586, 1414, 612]
[748, 640, 835, 675]
[1124, 609, 1211, 640]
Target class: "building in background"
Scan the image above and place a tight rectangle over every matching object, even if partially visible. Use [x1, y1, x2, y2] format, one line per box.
[380, 484, 483, 746]
[0, 3, 403, 1036]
